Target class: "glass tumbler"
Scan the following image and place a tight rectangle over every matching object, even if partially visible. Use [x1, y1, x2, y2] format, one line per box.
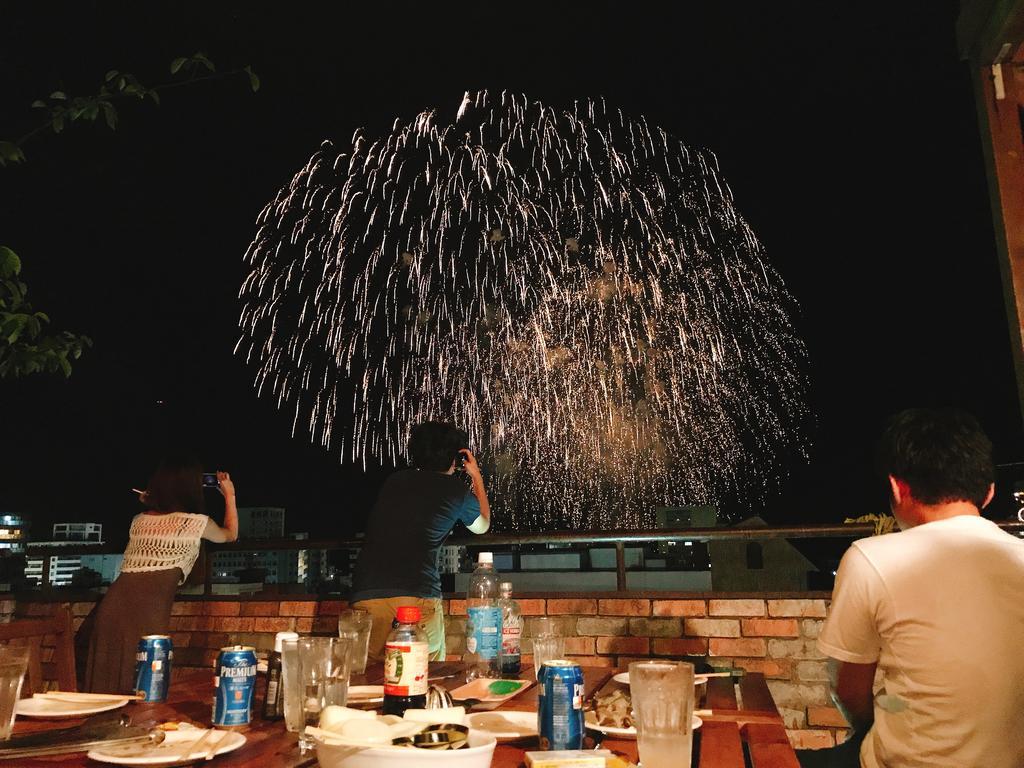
[337, 608, 372, 675]
[0, 646, 28, 740]
[629, 660, 695, 768]
[281, 637, 302, 733]
[297, 636, 353, 751]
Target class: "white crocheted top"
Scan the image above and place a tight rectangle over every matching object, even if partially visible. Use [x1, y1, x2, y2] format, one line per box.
[121, 512, 209, 584]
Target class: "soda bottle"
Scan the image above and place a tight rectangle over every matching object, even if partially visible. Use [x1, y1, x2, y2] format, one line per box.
[498, 581, 522, 676]
[464, 551, 501, 678]
[382, 605, 428, 716]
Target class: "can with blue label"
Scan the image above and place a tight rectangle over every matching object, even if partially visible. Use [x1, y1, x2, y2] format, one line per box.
[537, 659, 585, 750]
[212, 645, 258, 728]
[134, 635, 173, 702]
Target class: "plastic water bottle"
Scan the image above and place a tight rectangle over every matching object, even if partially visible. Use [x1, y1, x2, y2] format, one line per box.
[464, 551, 502, 678]
[382, 605, 428, 716]
[498, 581, 522, 676]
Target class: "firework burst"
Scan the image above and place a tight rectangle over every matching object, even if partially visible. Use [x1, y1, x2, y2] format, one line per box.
[238, 91, 811, 529]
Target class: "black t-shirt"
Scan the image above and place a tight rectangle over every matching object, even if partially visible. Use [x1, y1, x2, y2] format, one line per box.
[350, 469, 481, 600]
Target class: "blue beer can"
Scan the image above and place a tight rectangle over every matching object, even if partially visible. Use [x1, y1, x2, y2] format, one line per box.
[134, 635, 173, 702]
[537, 659, 585, 750]
[212, 645, 258, 728]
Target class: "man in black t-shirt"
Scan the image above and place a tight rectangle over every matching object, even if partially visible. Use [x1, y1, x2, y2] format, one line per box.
[351, 421, 491, 661]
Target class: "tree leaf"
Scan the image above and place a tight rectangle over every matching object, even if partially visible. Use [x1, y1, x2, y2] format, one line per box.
[149, 90, 160, 106]
[49, 91, 66, 100]
[52, 116, 64, 134]
[244, 66, 260, 92]
[30, 100, 46, 109]
[0, 247, 21, 279]
[105, 69, 119, 82]
[0, 142, 26, 165]
[170, 57, 187, 74]
[102, 102, 117, 130]
[192, 52, 215, 72]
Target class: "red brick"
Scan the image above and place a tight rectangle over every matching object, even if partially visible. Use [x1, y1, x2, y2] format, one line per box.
[312, 617, 337, 633]
[253, 617, 296, 633]
[448, 600, 467, 616]
[741, 618, 800, 637]
[807, 706, 849, 727]
[169, 632, 191, 648]
[732, 657, 792, 679]
[317, 601, 346, 616]
[278, 601, 317, 617]
[566, 655, 615, 668]
[517, 599, 546, 616]
[596, 636, 649, 655]
[71, 602, 97, 618]
[211, 617, 255, 632]
[767, 599, 828, 618]
[652, 637, 708, 656]
[652, 600, 706, 617]
[709, 599, 766, 617]
[547, 599, 597, 615]
[172, 601, 203, 616]
[563, 637, 595, 655]
[207, 602, 240, 616]
[295, 618, 314, 633]
[684, 618, 740, 637]
[787, 730, 834, 750]
[598, 599, 650, 616]
[709, 638, 766, 657]
[239, 601, 280, 617]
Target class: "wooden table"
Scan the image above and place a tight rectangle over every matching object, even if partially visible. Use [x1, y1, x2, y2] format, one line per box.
[8, 663, 799, 768]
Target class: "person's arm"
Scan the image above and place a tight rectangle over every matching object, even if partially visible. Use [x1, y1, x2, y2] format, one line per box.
[460, 449, 490, 534]
[202, 471, 239, 543]
[828, 658, 877, 732]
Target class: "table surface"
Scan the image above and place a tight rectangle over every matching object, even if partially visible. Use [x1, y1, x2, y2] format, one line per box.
[9, 663, 799, 768]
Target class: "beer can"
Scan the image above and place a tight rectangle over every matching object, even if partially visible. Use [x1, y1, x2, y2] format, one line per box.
[134, 635, 173, 702]
[212, 645, 258, 728]
[537, 659, 585, 750]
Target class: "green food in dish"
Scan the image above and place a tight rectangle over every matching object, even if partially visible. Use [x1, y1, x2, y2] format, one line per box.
[488, 680, 524, 695]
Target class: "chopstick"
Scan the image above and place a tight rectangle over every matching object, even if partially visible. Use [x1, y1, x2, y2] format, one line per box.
[200, 730, 228, 761]
[173, 729, 215, 763]
[698, 671, 743, 678]
[35, 691, 143, 702]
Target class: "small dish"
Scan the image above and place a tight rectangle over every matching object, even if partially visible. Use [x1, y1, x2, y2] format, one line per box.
[584, 711, 703, 740]
[86, 729, 245, 765]
[347, 685, 385, 704]
[16, 696, 130, 719]
[466, 710, 537, 741]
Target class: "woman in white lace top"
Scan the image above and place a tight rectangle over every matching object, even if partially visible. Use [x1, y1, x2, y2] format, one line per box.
[83, 455, 238, 693]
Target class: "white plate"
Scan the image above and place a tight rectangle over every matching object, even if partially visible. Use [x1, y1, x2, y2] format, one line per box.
[347, 685, 385, 704]
[612, 672, 708, 686]
[16, 696, 130, 719]
[87, 729, 246, 765]
[466, 710, 538, 741]
[584, 710, 703, 739]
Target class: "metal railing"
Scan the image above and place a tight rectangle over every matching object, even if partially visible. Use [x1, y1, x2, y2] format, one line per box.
[20, 520, 1024, 595]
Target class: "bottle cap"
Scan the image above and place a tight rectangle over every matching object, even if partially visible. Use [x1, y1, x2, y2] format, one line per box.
[478, 551, 493, 565]
[500, 581, 513, 593]
[396, 606, 422, 624]
[273, 630, 299, 653]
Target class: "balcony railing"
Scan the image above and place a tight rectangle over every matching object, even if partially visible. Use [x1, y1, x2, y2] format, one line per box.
[18, 520, 1024, 595]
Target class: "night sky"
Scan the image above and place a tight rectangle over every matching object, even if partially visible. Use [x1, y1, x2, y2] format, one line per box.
[2, 1, 1021, 544]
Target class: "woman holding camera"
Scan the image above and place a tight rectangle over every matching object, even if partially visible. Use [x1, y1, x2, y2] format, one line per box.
[83, 454, 238, 693]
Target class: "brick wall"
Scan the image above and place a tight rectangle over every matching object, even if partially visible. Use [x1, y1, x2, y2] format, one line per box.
[17, 592, 846, 749]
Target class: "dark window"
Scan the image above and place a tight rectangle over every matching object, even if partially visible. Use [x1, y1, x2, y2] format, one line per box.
[745, 542, 764, 570]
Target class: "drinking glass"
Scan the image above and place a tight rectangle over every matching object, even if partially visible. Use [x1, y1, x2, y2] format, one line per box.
[281, 637, 302, 733]
[629, 661, 695, 768]
[297, 636, 353, 751]
[532, 617, 560, 638]
[337, 608, 372, 675]
[531, 635, 565, 679]
[0, 646, 29, 740]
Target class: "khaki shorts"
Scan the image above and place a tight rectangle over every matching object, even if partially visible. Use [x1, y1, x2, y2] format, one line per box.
[352, 596, 446, 662]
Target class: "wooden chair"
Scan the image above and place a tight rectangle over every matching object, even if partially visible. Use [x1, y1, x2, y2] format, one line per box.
[0, 605, 77, 693]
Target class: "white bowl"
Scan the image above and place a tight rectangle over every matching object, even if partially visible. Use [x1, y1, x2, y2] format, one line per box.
[314, 730, 497, 768]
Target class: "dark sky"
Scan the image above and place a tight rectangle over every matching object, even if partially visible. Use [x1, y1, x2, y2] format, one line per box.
[2, 1, 1021, 542]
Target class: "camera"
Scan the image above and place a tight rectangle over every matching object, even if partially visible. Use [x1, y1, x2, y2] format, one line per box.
[202, 473, 219, 488]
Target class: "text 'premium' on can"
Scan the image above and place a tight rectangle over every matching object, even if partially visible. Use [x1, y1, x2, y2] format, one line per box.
[134, 635, 173, 702]
[537, 659, 585, 750]
[212, 645, 258, 728]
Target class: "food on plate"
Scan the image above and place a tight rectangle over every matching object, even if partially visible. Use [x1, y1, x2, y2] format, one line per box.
[314, 705, 471, 750]
[591, 688, 632, 729]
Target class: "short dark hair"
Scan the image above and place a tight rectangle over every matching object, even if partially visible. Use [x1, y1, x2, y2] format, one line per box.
[142, 453, 205, 515]
[875, 408, 994, 509]
[408, 421, 467, 472]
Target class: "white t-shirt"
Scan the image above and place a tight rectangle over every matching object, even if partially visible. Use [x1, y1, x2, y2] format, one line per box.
[818, 515, 1024, 768]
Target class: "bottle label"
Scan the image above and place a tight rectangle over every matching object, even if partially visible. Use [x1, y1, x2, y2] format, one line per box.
[467, 606, 502, 661]
[501, 619, 522, 658]
[383, 640, 428, 696]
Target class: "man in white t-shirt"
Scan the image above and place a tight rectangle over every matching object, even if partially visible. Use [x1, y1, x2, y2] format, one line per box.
[800, 408, 1024, 768]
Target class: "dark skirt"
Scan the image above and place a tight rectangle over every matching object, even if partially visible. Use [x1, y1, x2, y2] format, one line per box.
[83, 568, 182, 694]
